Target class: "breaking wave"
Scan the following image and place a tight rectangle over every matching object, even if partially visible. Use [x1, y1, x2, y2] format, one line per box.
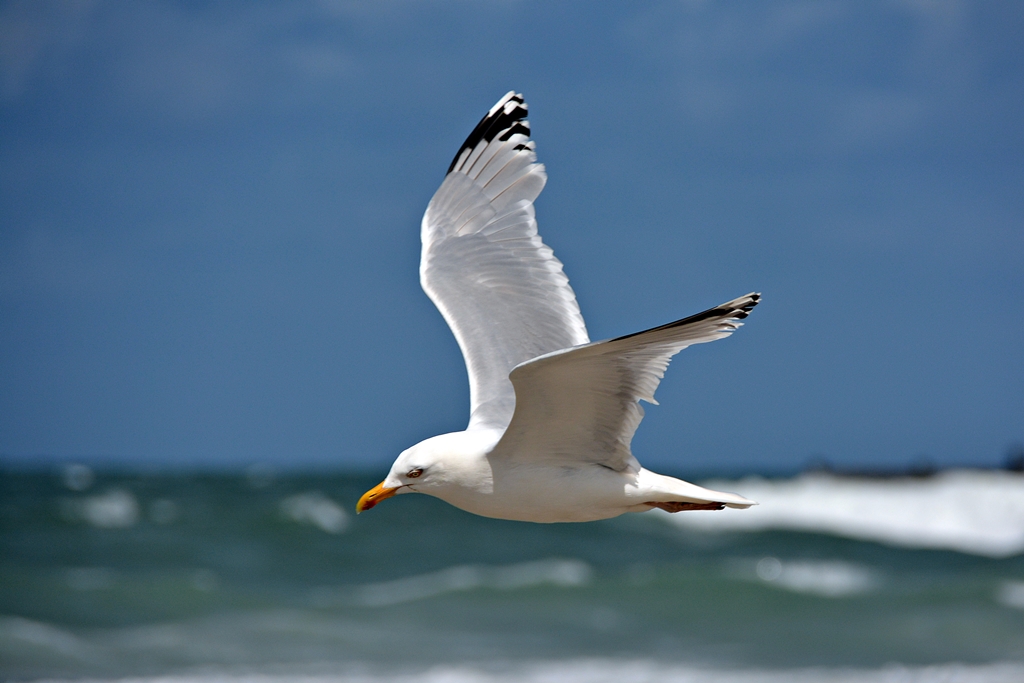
[663, 469, 1024, 557]
[21, 660, 1024, 683]
[312, 559, 592, 607]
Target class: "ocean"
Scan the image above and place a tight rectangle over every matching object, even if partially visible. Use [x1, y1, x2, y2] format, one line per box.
[2, 466, 1024, 682]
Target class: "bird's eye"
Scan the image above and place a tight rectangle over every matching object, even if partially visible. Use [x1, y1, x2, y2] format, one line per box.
[406, 467, 423, 479]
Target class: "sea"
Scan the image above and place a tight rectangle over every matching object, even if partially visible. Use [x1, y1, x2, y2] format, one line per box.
[2, 464, 1024, 683]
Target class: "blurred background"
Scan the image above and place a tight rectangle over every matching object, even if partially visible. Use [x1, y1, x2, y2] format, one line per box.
[1, 1, 1023, 681]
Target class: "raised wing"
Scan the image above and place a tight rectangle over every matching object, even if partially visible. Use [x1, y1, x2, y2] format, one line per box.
[494, 293, 761, 471]
[421, 92, 589, 431]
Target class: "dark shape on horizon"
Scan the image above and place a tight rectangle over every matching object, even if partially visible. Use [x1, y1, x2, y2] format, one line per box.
[1006, 443, 1024, 473]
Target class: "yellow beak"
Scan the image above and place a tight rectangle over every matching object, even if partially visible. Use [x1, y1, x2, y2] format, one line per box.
[356, 481, 399, 513]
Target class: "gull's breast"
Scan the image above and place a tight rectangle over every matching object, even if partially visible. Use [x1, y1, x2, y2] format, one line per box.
[441, 461, 644, 523]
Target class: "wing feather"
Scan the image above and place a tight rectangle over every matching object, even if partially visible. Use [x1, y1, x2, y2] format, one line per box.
[495, 293, 761, 471]
[421, 92, 589, 431]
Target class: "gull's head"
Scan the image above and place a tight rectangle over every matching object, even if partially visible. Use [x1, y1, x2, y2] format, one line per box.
[355, 431, 494, 514]
[355, 443, 446, 514]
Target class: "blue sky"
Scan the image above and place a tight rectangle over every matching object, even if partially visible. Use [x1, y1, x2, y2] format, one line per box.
[1, 0, 1021, 473]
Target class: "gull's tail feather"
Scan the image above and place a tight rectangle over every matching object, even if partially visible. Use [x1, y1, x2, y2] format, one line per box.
[639, 470, 757, 511]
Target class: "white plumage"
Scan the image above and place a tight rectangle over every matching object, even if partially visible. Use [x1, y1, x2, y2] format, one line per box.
[357, 92, 759, 522]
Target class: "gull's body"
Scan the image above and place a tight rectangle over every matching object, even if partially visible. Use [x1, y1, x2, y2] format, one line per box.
[358, 92, 759, 522]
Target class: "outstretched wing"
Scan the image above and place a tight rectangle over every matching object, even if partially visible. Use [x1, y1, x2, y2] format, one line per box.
[494, 293, 761, 471]
[421, 92, 589, 431]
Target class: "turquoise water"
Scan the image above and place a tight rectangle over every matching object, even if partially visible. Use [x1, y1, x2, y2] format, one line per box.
[2, 468, 1024, 681]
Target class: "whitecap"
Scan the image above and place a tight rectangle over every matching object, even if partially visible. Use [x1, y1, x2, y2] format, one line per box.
[17, 660, 1024, 682]
[661, 470, 1024, 557]
[280, 491, 349, 534]
[333, 558, 592, 607]
[74, 489, 140, 532]
[747, 557, 878, 597]
[0, 616, 92, 660]
[995, 580, 1024, 610]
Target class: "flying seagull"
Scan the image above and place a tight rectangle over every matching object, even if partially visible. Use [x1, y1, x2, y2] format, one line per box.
[357, 92, 759, 522]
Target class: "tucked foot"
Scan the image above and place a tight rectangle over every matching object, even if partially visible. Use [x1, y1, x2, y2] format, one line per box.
[646, 501, 726, 512]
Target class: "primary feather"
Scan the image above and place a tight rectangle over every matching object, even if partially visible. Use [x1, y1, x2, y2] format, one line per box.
[421, 92, 588, 432]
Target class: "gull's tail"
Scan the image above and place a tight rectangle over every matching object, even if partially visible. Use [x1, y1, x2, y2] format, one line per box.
[638, 469, 757, 511]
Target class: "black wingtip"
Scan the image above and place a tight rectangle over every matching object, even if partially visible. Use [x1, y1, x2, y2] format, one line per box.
[610, 292, 761, 342]
[446, 92, 531, 175]
[731, 292, 761, 319]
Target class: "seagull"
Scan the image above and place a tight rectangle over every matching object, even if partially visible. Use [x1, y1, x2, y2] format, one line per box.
[357, 92, 759, 522]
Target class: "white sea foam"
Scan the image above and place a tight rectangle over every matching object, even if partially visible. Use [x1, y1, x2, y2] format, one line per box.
[661, 470, 1024, 557]
[744, 557, 878, 597]
[995, 581, 1024, 610]
[311, 559, 592, 607]
[279, 491, 349, 534]
[22, 660, 1024, 683]
[0, 616, 93, 661]
[60, 489, 141, 529]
